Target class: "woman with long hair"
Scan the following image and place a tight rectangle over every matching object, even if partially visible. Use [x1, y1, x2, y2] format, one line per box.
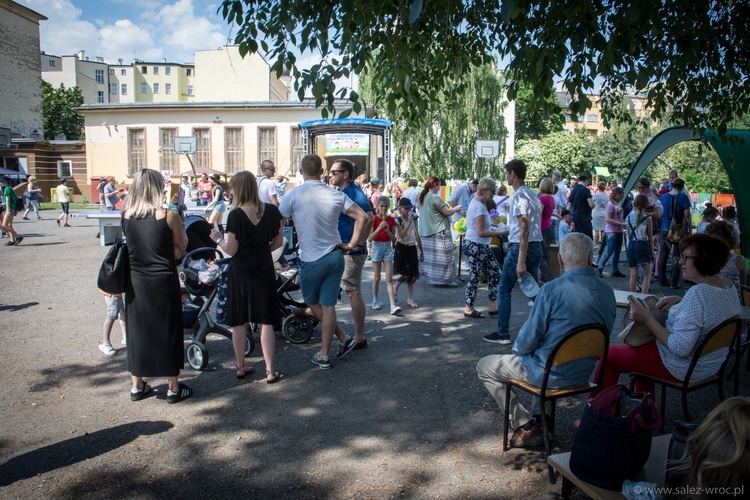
[205, 173, 227, 231]
[210, 171, 284, 382]
[418, 176, 462, 286]
[538, 177, 559, 283]
[597, 186, 627, 278]
[123, 168, 191, 403]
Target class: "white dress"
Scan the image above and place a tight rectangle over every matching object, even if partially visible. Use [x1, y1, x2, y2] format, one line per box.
[592, 192, 609, 231]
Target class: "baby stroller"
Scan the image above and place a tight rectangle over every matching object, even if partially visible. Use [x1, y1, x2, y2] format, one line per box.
[269, 241, 318, 344]
[180, 242, 256, 370]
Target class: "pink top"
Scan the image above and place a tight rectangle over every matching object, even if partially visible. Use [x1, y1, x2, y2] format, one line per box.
[605, 201, 625, 233]
[540, 194, 555, 231]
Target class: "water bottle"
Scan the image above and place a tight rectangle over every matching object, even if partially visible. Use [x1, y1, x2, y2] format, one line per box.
[518, 273, 539, 298]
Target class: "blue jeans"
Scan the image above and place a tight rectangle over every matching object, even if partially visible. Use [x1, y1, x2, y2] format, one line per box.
[598, 232, 623, 273]
[497, 242, 542, 336]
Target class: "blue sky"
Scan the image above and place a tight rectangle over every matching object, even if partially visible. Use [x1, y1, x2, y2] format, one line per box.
[17, 0, 235, 64]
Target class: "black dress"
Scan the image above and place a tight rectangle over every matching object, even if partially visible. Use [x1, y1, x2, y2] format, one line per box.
[226, 204, 283, 327]
[123, 212, 183, 377]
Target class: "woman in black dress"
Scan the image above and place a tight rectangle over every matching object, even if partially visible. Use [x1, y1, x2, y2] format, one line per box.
[123, 169, 191, 403]
[211, 171, 284, 383]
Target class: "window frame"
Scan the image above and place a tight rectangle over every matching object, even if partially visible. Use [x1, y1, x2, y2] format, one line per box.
[159, 127, 178, 173]
[57, 160, 72, 179]
[225, 127, 244, 174]
[193, 128, 211, 170]
[153, 83, 160, 94]
[127, 128, 147, 176]
[121, 83, 128, 95]
[258, 127, 277, 167]
[141, 82, 148, 94]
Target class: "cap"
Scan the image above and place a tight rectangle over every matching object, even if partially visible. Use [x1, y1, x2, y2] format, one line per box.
[208, 173, 221, 182]
[397, 197, 414, 209]
[370, 176, 381, 184]
[181, 174, 188, 178]
[570, 175, 578, 180]
[561, 209, 571, 216]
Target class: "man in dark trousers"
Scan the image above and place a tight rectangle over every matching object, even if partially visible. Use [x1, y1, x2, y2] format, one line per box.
[568, 173, 594, 239]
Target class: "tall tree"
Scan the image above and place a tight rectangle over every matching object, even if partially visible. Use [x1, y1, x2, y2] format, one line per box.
[515, 131, 592, 182]
[515, 83, 564, 141]
[221, 0, 750, 136]
[42, 81, 84, 141]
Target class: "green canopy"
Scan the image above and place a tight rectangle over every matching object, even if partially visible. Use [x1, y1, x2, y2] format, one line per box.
[594, 167, 610, 177]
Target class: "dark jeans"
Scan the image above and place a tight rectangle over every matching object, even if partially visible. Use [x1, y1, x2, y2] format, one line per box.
[657, 228, 680, 286]
[598, 232, 623, 273]
[497, 241, 542, 336]
[573, 218, 593, 239]
[539, 226, 556, 282]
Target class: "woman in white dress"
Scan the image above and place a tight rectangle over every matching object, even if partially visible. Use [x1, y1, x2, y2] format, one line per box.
[592, 181, 610, 261]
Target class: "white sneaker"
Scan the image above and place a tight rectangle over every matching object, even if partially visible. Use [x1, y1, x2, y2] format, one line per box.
[390, 303, 402, 315]
[98, 341, 116, 356]
[372, 299, 382, 310]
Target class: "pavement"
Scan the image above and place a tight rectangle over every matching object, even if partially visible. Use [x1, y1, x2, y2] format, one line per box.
[0, 211, 747, 498]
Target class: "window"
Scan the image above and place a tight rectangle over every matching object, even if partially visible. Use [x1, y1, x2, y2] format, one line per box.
[258, 127, 276, 165]
[153, 66, 159, 75]
[141, 82, 147, 94]
[95, 69, 104, 84]
[109, 68, 114, 75]
[186, 68, 193, 76]
[187, 85, 194, 95]
[165, 83, 171, 94]
[97, 91, 104, 103]
[49, 60, 56, 67]
[562, 98, 570, 106]
[57, 160, 72, 179]
[225, 128, 243, 174]
[121, 83, 128, 95]
[110, 84, 117, 95]
[291, 128, 304, 173]
[165, 67, 171, 75]
[121, 69, 126, 75]
[586, 114, 598, 122]
[128, 128, 146, 175]
[159, 128, 177, 172]
[153, 83, 160, 94]
[193, 128, 210, 169]
[141, 66, 147, 74]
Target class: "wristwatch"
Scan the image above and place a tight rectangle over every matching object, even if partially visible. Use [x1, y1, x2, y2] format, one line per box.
[348, 243, 360, 251]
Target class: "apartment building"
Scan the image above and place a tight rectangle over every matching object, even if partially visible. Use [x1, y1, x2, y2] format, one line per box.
[42, 51, 110, 104]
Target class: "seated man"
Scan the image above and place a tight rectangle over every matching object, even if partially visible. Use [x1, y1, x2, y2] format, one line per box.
[477, 233, 616, 448]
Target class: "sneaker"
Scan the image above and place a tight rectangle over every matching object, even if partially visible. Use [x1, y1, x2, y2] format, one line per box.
[4, 241, 14, 246]
[56, 219, 60, 226]
[336, 338, 358, 358]
[311, 353, 331, 369]
[390, 303, 401, 315]
[64, 224, 72, 227]
[352, 339, 368, 350]
[597, 267, 603, 277]
[371, 299, 382, 310]
[483, 333, 512, 345]
[507, 424, 545, 448]
[611, 270, 626, 278]
[22, 216, 30, 220]
[98, 341, 116, 356]
[12, 236, 23, 246]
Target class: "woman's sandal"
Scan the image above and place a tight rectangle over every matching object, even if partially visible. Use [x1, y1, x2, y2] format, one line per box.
[166, 383, 193, 404]
[266, 370, 284, 384]
[464, 310, 485, 318]
[236, 365, 254, 379]
[130, 382, 153, 402]
[406, 300, 419, 308]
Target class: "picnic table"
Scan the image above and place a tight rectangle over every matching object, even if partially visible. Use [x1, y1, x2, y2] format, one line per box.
[83, 208, 208, 246]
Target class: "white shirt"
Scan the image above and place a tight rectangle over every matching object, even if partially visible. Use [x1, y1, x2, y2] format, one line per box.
[555, 181, 568, 212]
[448, 183, 475, 223]
[257, 176, 277, 204]
[278, 180, 354, 262]
[508, 185, 543, 243]
[402, 186, 419, 209]
[465, 199, 492, 245]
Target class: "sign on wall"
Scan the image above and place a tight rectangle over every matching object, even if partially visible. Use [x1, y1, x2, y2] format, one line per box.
[325, 133, 369, 155]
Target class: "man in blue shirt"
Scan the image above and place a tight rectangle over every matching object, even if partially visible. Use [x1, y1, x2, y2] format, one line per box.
[658, 177, 692, 288]
[477, 233, 616, 448]
[330, 159, 374, 353]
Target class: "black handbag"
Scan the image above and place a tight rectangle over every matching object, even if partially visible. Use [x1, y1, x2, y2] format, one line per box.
[97, 237, 130, 294]
[569, 384, 661, 490]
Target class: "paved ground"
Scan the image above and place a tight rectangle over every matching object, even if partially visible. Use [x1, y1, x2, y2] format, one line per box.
[1, 212, 747, 498]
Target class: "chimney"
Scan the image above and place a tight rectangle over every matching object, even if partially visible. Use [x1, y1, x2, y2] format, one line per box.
[118, 59, 123, 65]
[78, 50, 85, 60]
[162, 58, 167, 63]
[96, 56, 104, 63]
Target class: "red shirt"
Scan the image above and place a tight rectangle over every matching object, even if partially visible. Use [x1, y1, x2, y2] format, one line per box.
[372, 215, 397, 242]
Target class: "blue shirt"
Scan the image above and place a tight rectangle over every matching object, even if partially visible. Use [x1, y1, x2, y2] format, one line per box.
[338, 182, 372, 244]
[659, 191, 691, 229]
[513, 267, 616, 387]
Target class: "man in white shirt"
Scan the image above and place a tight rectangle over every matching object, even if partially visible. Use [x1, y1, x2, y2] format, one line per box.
[401, 179, 420, 211]
[484, 160, 543, 345]
[257, 160, 279, 206]
[552, 170, 567, 243]
[279, 155, 369, 370]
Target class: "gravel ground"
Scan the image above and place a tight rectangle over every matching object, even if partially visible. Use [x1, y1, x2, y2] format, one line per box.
[1, 212, 746, 499]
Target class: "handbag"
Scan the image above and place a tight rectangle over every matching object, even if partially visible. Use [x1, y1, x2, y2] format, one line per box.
[97, 236, 130, 294]
[666, 195, 684, 245]
[617, 295, 666, 347]
[569, 385, 661, 490]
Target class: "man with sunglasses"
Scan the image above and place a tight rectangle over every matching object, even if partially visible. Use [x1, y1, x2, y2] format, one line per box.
[257, 160, 279, 206]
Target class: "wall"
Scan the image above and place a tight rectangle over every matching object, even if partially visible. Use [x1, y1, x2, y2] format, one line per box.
[195, 47, 288, 102]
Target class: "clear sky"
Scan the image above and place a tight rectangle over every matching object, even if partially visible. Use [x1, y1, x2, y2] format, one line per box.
[17, 0, 234, 64]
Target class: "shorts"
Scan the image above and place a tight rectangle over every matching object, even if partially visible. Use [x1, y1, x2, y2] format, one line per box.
[341, 253, 367, 292]
[213, 200, 227, 213]
[299, 249, 344, 306]
[6, 209, 17, 216]
[105, 294, 125, 320]
[60, 202, 70, 214]
[370, 241, 394, 262]
[627, 240, 652, 267]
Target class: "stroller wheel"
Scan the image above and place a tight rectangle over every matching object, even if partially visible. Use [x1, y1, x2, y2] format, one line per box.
[282, 315, 313, 344]
[244, 327, 256, 356]
[186, 341, 209, 370]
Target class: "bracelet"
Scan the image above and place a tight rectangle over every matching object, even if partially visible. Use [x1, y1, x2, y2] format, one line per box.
[215, 238, 223, 244]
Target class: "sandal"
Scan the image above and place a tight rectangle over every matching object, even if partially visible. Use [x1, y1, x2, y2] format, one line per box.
[406, 300, 419, 309]
[130, 382, 153, 402]
[166, 383, 193, 404]
[236, 365, 254, 379]
[266, 370, 284, 384]
[464, 310, 485, 318]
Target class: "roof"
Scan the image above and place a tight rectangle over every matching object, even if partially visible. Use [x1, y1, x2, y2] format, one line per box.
[299, 118, 393, 136]
[78, 100, 354, 113]
[0, 0, 47, 22]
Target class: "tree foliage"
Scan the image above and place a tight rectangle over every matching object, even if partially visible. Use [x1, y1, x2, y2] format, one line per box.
[581, 129, 647, 182]
[221, 0, 750, 135]
[42, 81, 84, 141]
[658, 142, 730, 193]
[361, 62, 508, 181]
[515, 131, 592, 182]
[515, 83, 564, 141]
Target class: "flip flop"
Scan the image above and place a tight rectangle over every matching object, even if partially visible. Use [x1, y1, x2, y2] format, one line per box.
[464, 310, 485, 318]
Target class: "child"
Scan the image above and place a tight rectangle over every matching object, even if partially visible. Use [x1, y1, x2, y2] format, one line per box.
[100, 290, 126, 356]
[626, 194, 653, 293]
[393, 197, 424, 308]
[696, 206, 719, 234]
[558, 209, 574, 243]
[0, 176, 23, 245]
[55, 178, 72, 227]
[367, 196, 400, 314]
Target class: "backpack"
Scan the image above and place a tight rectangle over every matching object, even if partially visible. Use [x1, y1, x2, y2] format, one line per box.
[13, 189, 24, 210]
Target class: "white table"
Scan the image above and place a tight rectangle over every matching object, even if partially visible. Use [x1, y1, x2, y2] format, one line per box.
[82, 211, 123, 246]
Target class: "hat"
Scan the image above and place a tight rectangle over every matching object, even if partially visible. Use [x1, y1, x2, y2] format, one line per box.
[397, 197, 414, 209]
[570, 175, 578, 180]
[370, 176, 381, 184]
[181, 174, 188, 178]
[208, 173, 221, 182]
[561, 209, 571, 216]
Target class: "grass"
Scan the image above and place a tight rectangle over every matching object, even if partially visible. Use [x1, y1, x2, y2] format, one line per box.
[39, 203, 100, 210]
